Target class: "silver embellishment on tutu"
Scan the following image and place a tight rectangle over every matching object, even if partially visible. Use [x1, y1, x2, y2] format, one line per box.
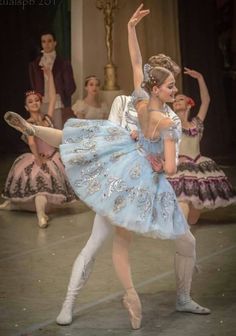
[68, 154, 88, 165]
[127, 188, 137, 202]
[110, 152, 125, 162]
[80, 139, 97, 152]
[74, 162, 105, 188]
[129, 163, 141, 179]
[64, 137, 79, 144]
[113, 195, 126, 213]
[157, 192, 176, 220]
[88, 180, 101, 194]
[79, 126, 99, 139]
[105, 177, 128, 198]
[105, 127, 124, 142]
[136, 188, 152, 219]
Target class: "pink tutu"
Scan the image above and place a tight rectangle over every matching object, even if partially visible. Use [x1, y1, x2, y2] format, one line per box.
[168, 154, 236, 209]
[168, 117, 236, 209]
[2, 138, 76, 207]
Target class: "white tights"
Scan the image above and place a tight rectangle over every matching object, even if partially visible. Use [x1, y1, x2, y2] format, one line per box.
[175, 230, 196, 259]
[79, 214, 113, 263]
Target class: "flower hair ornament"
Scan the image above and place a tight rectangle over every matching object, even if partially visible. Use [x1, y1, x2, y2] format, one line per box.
[186, 96, 195, 107]
[143, 63, 159, 86]
[25, 90, 43, 101]
[143, 63, 152, 82]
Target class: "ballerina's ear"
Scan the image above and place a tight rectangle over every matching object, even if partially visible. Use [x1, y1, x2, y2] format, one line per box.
[152, 85, 160, 97]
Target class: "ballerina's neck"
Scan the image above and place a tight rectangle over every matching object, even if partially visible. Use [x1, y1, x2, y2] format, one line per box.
[147, 106, 168, 115]
[29, 113, 43, 124]
[84, 96, 101, 108]
[177, 109, 190, 123]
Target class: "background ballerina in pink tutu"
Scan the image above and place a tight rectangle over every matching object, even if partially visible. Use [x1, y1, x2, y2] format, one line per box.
[0, 68, 76, 228]
[168, 68, 236, 224]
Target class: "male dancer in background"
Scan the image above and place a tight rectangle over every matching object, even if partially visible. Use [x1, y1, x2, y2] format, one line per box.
[29, 31, 76, 129]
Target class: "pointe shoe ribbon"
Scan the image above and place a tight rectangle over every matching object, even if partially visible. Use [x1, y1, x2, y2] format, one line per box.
[4, 111, 35, 136]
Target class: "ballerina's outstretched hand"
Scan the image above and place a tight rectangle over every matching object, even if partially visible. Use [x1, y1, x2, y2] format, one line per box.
[183, 67, 203, 80]
[128, 3, 150, 28]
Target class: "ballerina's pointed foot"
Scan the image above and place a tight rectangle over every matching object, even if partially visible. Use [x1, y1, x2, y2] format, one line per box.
[38, 215, 49, 229]
[4, 111, 35, 136]
[122, 290, 142, 330]
[176, 299, 211, 315]
[0, 200, 12, 210]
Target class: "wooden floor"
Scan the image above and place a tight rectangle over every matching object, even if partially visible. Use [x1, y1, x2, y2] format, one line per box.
[0, 155, 236, 336]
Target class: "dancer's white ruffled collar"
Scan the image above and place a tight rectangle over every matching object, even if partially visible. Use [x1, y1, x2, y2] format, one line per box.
[39, 50, 56, 69]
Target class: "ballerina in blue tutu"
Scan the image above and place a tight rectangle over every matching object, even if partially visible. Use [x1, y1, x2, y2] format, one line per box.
[4, 4, 210, 330]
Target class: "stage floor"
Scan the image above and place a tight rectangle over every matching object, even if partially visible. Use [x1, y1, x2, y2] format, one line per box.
[0, 155, 236, 336]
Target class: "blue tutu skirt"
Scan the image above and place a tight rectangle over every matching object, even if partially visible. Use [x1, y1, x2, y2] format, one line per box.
[60, 119, 188, 239]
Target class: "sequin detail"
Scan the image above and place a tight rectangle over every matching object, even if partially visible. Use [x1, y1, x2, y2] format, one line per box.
[110, 152, 125, 162]
[113, 195, 126, 213]
[105, 127, 125, 142]
[136, 188, 152, 218]
[157, 192, 176, 220]
[105, 177, 129, 198]
[129, 163, 142, 179]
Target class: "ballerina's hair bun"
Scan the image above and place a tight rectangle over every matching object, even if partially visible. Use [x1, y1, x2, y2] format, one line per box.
[148, 54, 181, 77]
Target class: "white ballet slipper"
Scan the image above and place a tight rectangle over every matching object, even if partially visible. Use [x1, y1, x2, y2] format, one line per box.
[176, 299, 211, 314]
[56, 254, 94, 325]
[175, 253, 211, 315]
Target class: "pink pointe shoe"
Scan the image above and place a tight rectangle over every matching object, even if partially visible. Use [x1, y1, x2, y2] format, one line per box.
[4, 111, 35, 136]
[0, 200, 12, 210]
[122, 289, 142, 330]
[38, 215, 49, 229]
